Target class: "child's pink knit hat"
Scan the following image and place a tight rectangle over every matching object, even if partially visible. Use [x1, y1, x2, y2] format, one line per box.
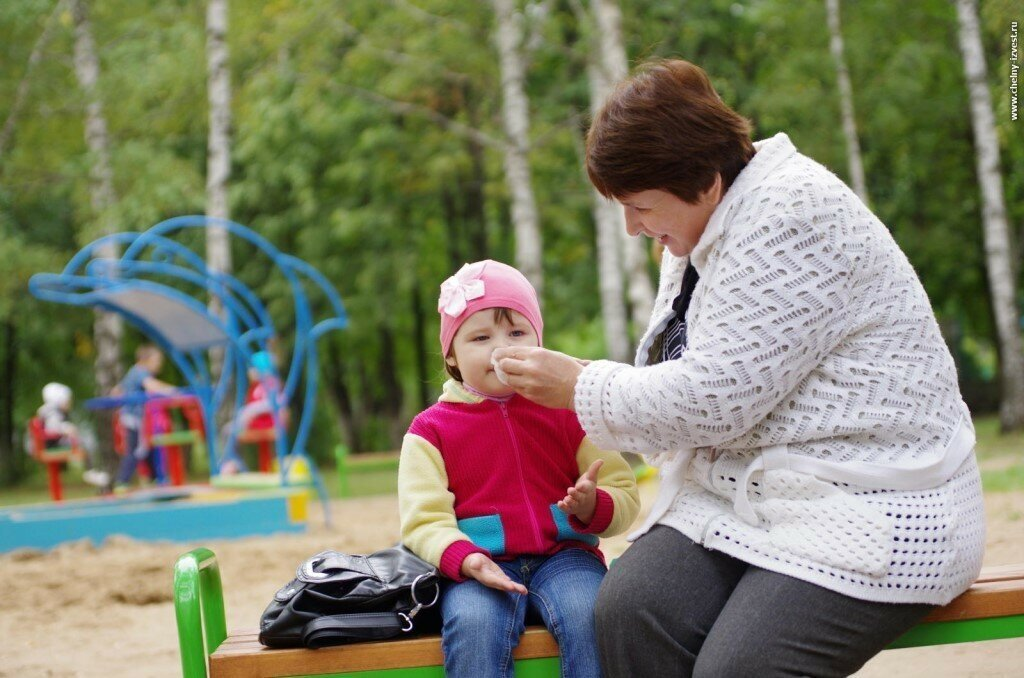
[438, 260, 543, 356]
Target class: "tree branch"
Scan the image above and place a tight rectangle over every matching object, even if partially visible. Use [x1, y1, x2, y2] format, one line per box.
[333, 82, 509, 152]
[0, 0, 66, 163]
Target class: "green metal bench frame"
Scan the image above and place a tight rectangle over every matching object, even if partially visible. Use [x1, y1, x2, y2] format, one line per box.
[174, 548, 1024, 678]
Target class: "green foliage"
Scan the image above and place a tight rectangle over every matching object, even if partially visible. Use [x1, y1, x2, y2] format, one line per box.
[0, 0, 1020, 477]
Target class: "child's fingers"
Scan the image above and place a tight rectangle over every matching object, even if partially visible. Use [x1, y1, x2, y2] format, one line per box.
[480, 565, 526, 594]
[581, 459, 603, 484]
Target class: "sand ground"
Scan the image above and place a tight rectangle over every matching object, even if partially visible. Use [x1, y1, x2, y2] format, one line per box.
[1, 482, 1021, 677]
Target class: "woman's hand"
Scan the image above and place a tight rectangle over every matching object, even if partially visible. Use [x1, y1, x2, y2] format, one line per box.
[461, 553, 528, 594]
[557, 459, 603, 524]
[492, 346, 586, 411]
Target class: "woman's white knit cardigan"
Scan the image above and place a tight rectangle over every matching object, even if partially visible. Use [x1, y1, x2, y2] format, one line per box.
[575, 133, 985, 605]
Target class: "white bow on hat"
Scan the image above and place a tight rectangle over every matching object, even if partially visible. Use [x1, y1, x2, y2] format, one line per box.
[438, 264, 486, 317]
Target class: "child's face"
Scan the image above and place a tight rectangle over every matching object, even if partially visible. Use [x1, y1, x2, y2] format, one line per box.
[447, 309, 539, 396]
[144, 352, 164, 373]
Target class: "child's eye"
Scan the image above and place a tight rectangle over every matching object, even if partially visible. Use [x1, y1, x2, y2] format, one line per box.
[510, 330, 526, 337]
[471, 335, 489, 342]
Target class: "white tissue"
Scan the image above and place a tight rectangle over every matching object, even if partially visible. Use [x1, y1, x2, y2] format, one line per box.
[491, 352, 510, 385]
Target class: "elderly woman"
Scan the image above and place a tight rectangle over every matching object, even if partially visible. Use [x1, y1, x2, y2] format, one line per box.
[494, 59, 985, 677]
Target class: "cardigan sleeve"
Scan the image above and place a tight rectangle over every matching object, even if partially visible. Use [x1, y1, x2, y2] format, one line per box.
[398, 433, 487, 580]
[575, 213, 855, 454]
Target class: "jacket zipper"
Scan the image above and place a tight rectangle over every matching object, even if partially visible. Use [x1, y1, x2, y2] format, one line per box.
[500, 401, 544, 553]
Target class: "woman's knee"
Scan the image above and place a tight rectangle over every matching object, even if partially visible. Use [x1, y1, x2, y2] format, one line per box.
[594, 562, 646, 629]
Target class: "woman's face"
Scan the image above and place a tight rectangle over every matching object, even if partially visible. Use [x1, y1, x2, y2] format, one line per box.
[619, 176, 723, 258]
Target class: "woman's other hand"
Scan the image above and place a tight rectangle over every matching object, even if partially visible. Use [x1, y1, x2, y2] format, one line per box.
[461, 553, 528, 594]
[492, 346, 585, 411]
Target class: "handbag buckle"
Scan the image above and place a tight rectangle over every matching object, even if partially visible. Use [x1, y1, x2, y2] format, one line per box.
[402, 573, 441, 630]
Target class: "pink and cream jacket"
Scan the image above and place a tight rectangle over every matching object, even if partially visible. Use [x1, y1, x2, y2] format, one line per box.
[399, 380, 640, 581]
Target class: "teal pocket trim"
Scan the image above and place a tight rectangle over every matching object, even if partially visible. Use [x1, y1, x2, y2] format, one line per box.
[457, 514, 506, 556]
[549, 504, 599, 546]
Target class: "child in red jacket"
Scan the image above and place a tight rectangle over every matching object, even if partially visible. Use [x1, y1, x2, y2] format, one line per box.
[399, 260, 639, 678]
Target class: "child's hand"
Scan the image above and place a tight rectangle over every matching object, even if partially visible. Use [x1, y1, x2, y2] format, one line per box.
[461, 553, 527, 594]
[557, 459, 603, 525]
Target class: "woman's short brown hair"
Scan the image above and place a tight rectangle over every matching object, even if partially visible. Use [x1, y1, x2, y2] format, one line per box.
[586, 59, 755, 203]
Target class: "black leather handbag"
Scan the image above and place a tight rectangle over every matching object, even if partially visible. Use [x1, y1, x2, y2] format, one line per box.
[258, 546, 441, 648]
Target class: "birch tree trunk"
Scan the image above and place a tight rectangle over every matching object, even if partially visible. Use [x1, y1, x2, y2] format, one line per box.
[491, 0, 543, 296]
[592, 0, 654, 338]
[206, 0, 232, 388]
[206, 0, 232, 297]
[826, 0, 869, 204]
[955, 0, 1024, 431]
[71, 0, 123, 471]
[586, 59, 630, 363]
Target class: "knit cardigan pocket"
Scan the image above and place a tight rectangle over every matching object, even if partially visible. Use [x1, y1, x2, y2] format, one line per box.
[752, 469, 896, 577]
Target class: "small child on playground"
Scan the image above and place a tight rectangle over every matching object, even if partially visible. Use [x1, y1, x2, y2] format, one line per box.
[218, 350, 288, 471]
[113, 344, 177, 489]
[36, 382, 109, 487]
[237, 350, 288, 433]
[399, 260, 640, 678]
[37, 382, 79, 449]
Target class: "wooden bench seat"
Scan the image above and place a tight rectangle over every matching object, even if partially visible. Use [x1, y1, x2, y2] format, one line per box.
[198, 564, 1024, 678]
[209, 627, 558, 678]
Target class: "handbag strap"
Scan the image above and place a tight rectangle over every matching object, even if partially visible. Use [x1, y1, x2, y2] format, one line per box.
[302, 611, 411, 648]
[300, 576, 440, 649]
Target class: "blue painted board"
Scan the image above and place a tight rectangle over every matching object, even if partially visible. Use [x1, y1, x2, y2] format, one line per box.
[0, 487, 305, 552]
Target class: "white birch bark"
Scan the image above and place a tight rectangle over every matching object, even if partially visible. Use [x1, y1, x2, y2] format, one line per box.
[491, 0, 543, 296]
[592, 0, 654, 336]
[205, 0, 232, 386]
[72, 0, 122, 474]
[206, 0, 232, 277]
[587, 60, 630, 362]
[71, 0, 122, 402]
[955, 0, 1024, 430]
[826, 0, 869, 204]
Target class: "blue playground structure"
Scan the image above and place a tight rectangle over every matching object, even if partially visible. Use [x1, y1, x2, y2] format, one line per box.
[27, 215, 348, 524]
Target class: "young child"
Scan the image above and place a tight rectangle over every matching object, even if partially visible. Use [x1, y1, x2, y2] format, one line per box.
[399, 260, 640, 678]
[218, 350, 288, 472]
[37, 382, 78, 449]
[113, 344, 177, 489]
[237, 350, 287, 433]
[36, 383, 109, 487]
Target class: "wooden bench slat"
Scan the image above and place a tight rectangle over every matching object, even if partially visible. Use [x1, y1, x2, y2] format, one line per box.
[973, 564, 1024, 584]
[924, 579, 1024, 622]
[210, 627, 558, 678]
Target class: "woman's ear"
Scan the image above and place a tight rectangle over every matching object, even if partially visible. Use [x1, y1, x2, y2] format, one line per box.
[701, 173, 723, 205]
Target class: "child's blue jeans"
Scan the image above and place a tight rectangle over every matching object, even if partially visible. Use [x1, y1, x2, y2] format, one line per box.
[440, 547, 606, 678]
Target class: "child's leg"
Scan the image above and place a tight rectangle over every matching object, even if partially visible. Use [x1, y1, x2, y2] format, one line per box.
[144, 446, 165, 484]
[440, 562, 527, 678]
[528, 549, 607, 678]
[114, 427, 141, 485]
